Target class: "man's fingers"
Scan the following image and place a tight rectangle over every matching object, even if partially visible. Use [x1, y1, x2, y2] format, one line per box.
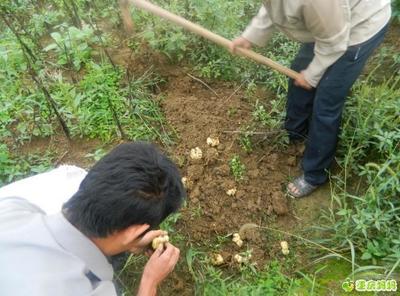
[158, 243, 180, 271]
[163, 243, 180, 264]
[143, 229, 166, 241]
[160, 242, 175, 257]
[162, 243, 180, 261]
[135, 229, 167, 248]
[229, 42, 237, 53]
[152, 244, 164, 257]
[139, 224, 151, 233]
[230, 38, 243, 54]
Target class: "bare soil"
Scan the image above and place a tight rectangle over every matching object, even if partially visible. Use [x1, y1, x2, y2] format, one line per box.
[161, 71, 296, 250]
[109, 39, 309, 256]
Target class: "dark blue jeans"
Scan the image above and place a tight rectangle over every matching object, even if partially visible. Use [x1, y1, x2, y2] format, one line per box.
[285, 25, 388, 185]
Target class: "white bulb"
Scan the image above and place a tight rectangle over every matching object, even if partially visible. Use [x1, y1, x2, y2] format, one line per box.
[190, 147, 203, 160]
[206, 137, 220, 147]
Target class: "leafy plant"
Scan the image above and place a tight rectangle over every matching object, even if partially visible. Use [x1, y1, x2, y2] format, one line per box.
[0, 55, 54, 143]
[229, 155, 246, 181]
[252, 100, 289, 148]
[44, 24, 97, 70]
[253, 100, 283, 129]
[239, 133, 253, 153]
[0, 144, 54, 186]
[50, 62, 172, 143]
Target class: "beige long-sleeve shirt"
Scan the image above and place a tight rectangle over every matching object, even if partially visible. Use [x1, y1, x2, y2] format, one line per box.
[242, 0, 391, 87]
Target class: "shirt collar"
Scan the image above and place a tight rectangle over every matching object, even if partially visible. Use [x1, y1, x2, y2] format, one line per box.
[44, 213, 114, 281]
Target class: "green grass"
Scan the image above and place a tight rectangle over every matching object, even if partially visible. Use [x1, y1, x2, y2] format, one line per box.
[393, 0, 400, 22]
[314, 74, 400, 269]
[0, 143, 55, 186]
[190, 258, 300, 296]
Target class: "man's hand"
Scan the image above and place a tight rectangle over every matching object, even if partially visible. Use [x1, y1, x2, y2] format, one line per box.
[294, 71, 313, 90]
[137, 243, 180, 296]
[230, 36, 252, 53]
[128, 228, 167, 254]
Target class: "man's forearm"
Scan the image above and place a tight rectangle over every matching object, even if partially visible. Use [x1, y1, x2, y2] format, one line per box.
[137, 275, 157, 296]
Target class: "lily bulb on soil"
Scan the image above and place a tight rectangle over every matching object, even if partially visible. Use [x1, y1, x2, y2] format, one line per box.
[232, 233, 243, 247]
[280, 240, 289, 255]
[233, 254, 244, 263]
[206, 137, 220, 147]
[190, 147, 203, 160]
[226, 188, 237, 196]
[152, 234, 169, 250]
[234, 253, 251, 264]
[210, 253, 224, 266]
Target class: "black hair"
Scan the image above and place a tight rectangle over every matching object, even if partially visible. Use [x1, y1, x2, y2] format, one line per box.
[63, 142, 185, 238]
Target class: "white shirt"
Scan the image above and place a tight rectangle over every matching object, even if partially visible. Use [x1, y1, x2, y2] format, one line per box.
[0, 167, 117, 296]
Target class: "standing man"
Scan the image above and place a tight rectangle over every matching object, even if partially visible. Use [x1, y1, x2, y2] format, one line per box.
[0, 142, 186, 295]
[231, 0, 391, 197]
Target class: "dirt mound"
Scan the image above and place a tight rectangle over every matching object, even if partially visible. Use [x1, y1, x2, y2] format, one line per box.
[159, 70, 302, 267]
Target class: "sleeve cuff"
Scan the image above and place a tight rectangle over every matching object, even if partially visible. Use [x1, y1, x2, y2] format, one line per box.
[302, 65, 321, 88]
[302, 47, 347, 88]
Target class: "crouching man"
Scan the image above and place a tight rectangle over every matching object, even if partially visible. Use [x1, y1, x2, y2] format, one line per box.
[0, 142, 186, 296]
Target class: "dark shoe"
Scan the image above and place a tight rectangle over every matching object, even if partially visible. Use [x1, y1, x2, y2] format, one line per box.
[287, 175, 318, 198]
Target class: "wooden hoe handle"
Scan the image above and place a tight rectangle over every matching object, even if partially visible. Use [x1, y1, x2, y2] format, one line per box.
[127, 0, 300, 80]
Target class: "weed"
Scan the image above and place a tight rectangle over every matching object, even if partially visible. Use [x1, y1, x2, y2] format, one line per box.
[252, 100, 289, 149]
[49, 63, 173, 143]
[239, 133, 253, 153]
[229, 155, 246, 181]
[159, 212, 182, 233]
[44, 24, 97, 70]
[0, 144, 54, 186]
[188, 252, 300, 296]
[317, 75, 400, 266]
[253, 100, 283, 130]
[0, 35, 54, 143]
